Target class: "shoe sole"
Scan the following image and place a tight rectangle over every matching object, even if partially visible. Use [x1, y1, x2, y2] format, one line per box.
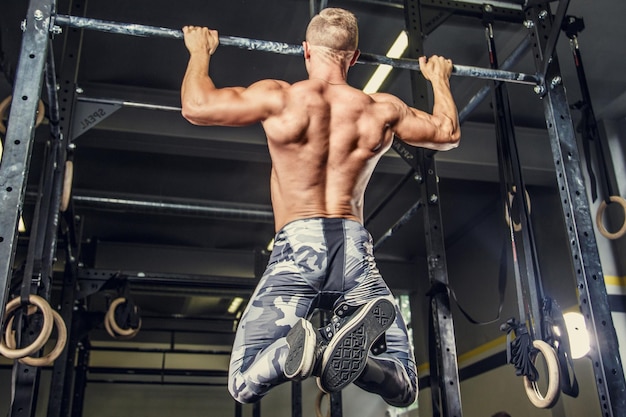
[285, 319, 315, 379]
[318, 297, 396, 392]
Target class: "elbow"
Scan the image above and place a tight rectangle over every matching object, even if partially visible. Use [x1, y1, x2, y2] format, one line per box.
[436, 120, 460, 151]
[181, 101, 211, 126]
[448, 129, 461, 148]
[181, 108, 200, 126]
[441, 133, 460, 151]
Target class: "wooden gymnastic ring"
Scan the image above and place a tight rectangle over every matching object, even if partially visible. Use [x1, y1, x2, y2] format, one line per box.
[105, 297, 141, 339]
[106, 297, 141, 336]
[5, 309, 67, 366]
[60, 160, 74, 212]
[0, 295, 54, 359]
[315, 390, 331, 417]
[596, 196, 626, 240]
[505, 187, 531, 232]
[0, 95, 45, 135]
[523, 340, 560, 409]
[104, 310, 141, 340]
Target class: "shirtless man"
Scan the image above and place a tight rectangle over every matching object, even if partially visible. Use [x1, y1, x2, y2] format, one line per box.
[181, 7, 460, 406]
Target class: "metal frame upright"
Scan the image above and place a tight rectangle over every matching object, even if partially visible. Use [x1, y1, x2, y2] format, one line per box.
[525, 4, 626, 416]
[2, 1, 626, 416]
[0, 1, 61, 416]
[0, 0, 53, 325]
[402, 1, 463, 416]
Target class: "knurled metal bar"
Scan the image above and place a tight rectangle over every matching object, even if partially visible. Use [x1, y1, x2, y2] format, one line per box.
[51, 14, 539, 85]
[403, 1, 462, 417]
[526, 4, 626, 416]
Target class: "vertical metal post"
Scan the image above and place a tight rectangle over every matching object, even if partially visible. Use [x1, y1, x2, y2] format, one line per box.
[329, 391, 342, 416]
[403, 1, 462, 416]
[0, 1, 56, 416]
[291, 381, 302, 417]
[0, 0, 52, 324]
[47, 0, 89, 414]
[252, 400, 261, 417]
[70, 341, 90, 417]
[48, 243, 82, 417]
[526, 5, 626, 416]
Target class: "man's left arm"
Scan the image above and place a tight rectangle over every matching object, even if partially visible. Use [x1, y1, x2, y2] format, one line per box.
[180, 26, 286, 127]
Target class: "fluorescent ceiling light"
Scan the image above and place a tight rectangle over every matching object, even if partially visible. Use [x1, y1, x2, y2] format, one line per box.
[227, 297, 245, 314]
[363, 31, 408, 94]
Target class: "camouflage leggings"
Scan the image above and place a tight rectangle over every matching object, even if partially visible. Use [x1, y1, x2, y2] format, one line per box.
[228, 218, 417, 406]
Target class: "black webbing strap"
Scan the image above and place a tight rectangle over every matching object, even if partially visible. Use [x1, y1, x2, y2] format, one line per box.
[113, 282, 141, 329]
[565, 16, 617, 205]
[542, 298, 579, 397]
[574, 102, 599, 201]
[500, 318, 539, 381]
[425, 237, 508, 326]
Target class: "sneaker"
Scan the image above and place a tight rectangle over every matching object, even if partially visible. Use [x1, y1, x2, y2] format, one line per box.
[285, 318, 317, 379]
[317, 297, 396, 393]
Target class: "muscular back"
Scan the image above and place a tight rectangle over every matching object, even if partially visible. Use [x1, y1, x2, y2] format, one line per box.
[262, 79, 396, 231]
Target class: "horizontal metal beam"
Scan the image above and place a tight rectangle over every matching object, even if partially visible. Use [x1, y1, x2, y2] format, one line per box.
[53, 14, 540, 85]
[72, 194, 274, 223]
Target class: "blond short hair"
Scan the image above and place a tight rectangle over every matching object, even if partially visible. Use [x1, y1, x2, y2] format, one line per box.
[306, 8, 358, 52]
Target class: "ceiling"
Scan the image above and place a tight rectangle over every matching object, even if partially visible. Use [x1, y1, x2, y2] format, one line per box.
[1, 0, 624, 383]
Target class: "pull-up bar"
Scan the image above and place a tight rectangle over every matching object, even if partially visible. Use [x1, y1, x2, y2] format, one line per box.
[53, 14, 541, 86]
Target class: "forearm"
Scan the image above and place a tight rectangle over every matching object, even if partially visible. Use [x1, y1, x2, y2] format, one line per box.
[430, 78, 460, 143]
[181, 51, 216, 119]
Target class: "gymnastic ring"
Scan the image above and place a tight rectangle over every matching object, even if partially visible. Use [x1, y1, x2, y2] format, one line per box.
[595, 196, 626, 240]
[5, 309, 67, 366]
[104, 311, 141, 340]
[505, 187, 531, 232]
[3, 306, 37, 350]
[0, 95, 45, 135]
[106, 297, 141, 336]
[523, 340, 560, 409]
[315, 390, 331, 417]
[60, 160, 74, 212]
[105, 297, 141, 339]
[0, 295, 54, 359]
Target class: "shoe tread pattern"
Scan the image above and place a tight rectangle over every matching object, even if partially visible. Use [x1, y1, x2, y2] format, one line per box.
[285, 320, 313, 379]
[320, 298, 395, 392]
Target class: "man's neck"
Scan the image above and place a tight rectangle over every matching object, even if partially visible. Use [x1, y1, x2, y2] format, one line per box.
[307, 65, 348, 85]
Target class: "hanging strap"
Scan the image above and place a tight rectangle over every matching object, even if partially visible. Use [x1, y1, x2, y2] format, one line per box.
[425, 236, 508, 327]
[500, 318, 539, 381]
[542, 297, 580, 397]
